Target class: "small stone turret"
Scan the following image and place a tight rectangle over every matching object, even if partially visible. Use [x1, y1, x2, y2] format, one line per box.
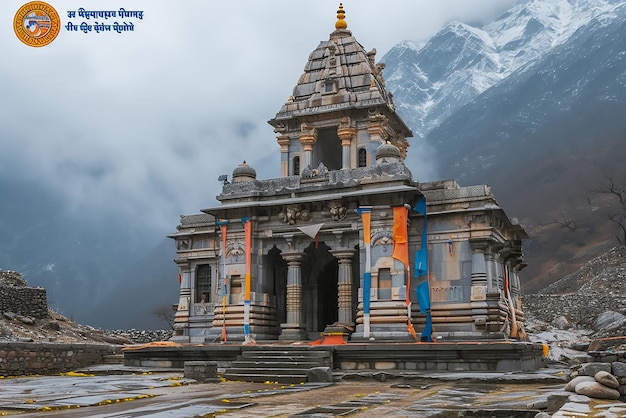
[232, 161, 256, 183]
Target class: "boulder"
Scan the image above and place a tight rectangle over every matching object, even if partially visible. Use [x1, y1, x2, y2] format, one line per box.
[2, 311, 17, 320]
[592, 311, 626, 332]
[565, 375, 595, 392]
[574, 381, 621, 400]
[307, 367, 333, 383]
[17, 315, 35, 325]
[594, 370, 619, 389]
[554, 315, 573, 330]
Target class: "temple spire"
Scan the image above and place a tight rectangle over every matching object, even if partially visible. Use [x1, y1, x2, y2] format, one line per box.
[335, 3, 347, 30]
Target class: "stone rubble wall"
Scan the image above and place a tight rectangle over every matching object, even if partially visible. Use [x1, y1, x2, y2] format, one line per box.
[0, 342, 120, 377]
[0, 286, 48, 319]
[0, 270, 49, 319]
[104, 329, 173, 344]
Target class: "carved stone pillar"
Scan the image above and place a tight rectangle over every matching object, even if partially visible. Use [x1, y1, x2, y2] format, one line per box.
[279, 252, 308, 340]
[276, 134, 290, 177]
[330, 249, 356, 325]
[299, 124, 318, 170]
[486, 244, 503, 296]
[172, 262, 191, 342]
[337, 118, 356, 169]
[469, 240, 488, 301]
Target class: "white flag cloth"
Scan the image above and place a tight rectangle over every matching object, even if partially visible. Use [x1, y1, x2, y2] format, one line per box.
[297, 223, 324, 239]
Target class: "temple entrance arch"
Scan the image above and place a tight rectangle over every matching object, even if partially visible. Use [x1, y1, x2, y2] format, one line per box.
[302, 242, 338, 335]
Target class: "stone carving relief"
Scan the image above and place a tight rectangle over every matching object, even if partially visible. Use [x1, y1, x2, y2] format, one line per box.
[300, 123, 317, 137]
[372, 229, 393, 253]
[176, 239, 189, 250]
[301, 162, 329, 179]
[328, 200, 347, 221]
[226, 241, 245, 258]
[339, 116, 352, 130]
[278, 204, 311, 225]
[193, 302, 212, 316]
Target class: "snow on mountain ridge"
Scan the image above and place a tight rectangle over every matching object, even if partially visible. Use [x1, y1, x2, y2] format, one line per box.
[382, 0, 619, 141]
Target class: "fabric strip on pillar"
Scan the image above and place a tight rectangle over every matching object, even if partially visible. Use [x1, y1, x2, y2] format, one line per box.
[504, 265, 519, 338]
[242, 218, 254, 344]
[413, 196, 433, 342]
[357, 206, 372, 338]
[393, 205, 417, 340]
[217, 219, 229, 342]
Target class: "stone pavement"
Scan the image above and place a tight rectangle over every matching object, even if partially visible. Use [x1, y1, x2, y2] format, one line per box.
[0, 366, 625, 417]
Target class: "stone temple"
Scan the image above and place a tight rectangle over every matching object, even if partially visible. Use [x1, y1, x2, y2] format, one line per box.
[169, 5, 528, 345]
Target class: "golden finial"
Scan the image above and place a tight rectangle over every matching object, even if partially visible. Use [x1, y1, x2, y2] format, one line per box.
[335, 3, 347, 30]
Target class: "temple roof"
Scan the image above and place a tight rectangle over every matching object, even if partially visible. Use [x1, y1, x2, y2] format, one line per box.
[269, 5, 411, 138]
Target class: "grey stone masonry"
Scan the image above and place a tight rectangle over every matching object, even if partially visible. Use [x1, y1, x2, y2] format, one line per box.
[0, 286, 48, 319]
[184, 361, 220, 383]
[0, 342, 119, 376]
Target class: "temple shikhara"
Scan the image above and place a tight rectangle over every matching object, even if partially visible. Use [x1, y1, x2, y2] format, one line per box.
[169, 5, 528, 346]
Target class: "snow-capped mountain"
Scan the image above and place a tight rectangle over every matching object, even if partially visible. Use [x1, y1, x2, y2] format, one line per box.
[383, 0, 622, 142]
[383, 0, 626, 292]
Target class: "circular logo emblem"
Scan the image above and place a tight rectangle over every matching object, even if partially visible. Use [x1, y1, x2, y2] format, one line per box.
[14, 1, 61, 47]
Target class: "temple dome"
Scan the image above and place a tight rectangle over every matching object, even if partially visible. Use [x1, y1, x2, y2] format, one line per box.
[375, 141, 402, 164]
[232, 161, 256, 183]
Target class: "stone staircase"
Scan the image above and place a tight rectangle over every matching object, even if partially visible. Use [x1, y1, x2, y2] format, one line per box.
[222, 347, 333, 384]
[102, 353, 125, 365]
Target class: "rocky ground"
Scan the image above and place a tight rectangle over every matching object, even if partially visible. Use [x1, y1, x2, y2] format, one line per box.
[0, 308, 172, 345]
[523, 246, 626, 356]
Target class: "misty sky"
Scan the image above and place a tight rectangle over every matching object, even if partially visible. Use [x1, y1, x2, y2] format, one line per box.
[1, 0, 516, 233]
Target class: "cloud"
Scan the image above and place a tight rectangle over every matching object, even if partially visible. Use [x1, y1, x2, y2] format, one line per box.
[1, 0, 515, 231]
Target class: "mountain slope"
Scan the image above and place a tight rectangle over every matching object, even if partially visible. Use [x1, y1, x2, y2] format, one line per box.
[383, 0, 620, 144]
[422, 3, 626, 291]
[383, 0, 626, 292]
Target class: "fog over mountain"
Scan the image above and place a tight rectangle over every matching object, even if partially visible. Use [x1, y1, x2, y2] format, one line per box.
[3, 0, 625, 328]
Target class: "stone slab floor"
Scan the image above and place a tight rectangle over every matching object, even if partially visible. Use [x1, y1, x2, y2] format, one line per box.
[1, 369, 625, 417]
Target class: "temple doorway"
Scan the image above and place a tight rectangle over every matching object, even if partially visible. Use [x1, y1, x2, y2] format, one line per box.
[302, 242, 338, 334]
[267, 246, 288, 327]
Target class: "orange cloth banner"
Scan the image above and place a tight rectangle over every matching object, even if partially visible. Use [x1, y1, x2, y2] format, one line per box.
[362, 211, 371, 245]
[392, 206, 409, 268]
[244, 219, 252, 300]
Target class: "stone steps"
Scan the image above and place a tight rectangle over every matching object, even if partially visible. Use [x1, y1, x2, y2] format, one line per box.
[222, 348, 332, 383]
[102, 353, 125, 365]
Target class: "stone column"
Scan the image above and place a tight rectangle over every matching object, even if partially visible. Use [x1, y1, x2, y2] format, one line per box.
[367, 113, 389, 157]
[279, 252, 308, 340]
[172, 262, 191, 342]
[469, 240, 488, 301]
[485, 244, 503, 296]
[299, 124, 317, 170]
[276, 134, 290, 177]
[337, 119, 356, 169]
[330, 249, 356, 325]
